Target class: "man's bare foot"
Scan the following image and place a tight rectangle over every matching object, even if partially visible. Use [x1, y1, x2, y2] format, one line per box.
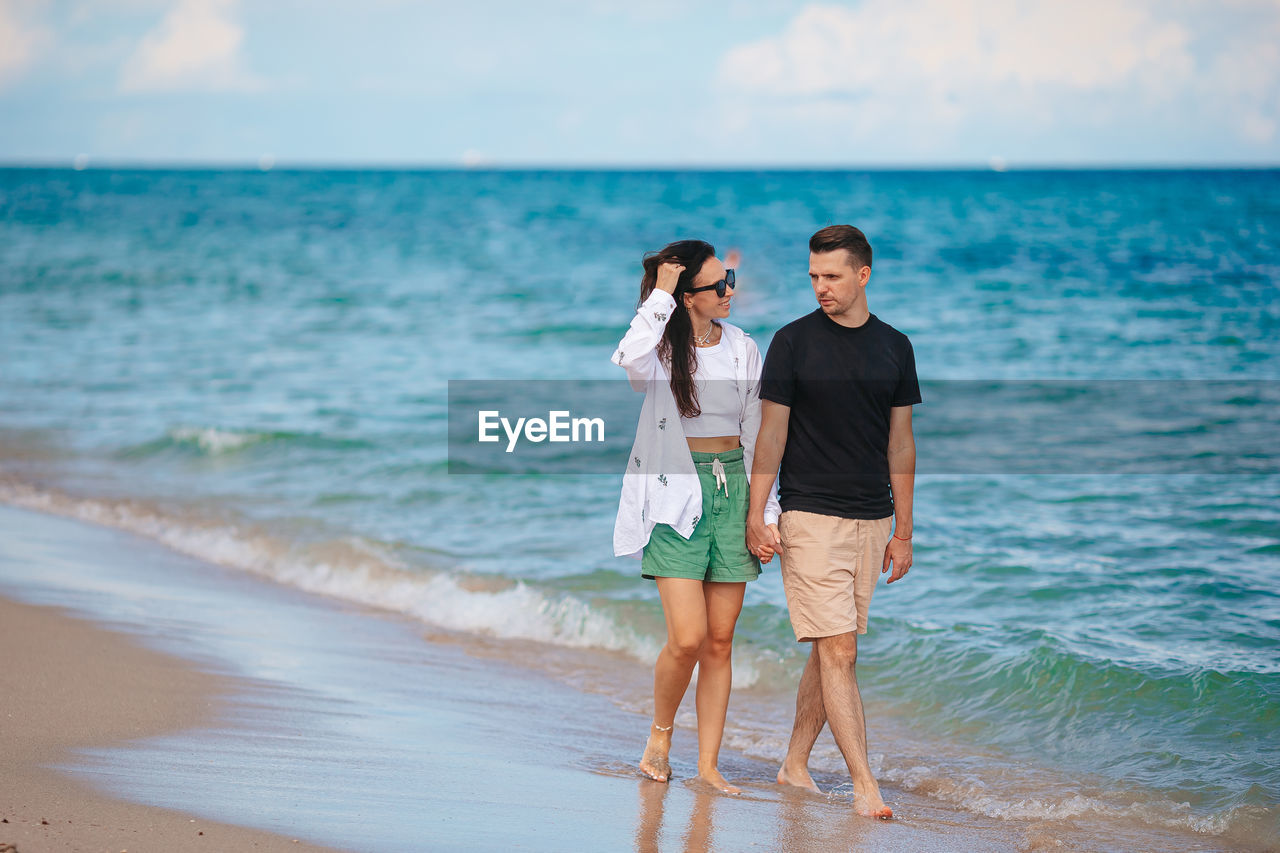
[696, 766, 742, 795]
[639, 728, 673, 782]
[776, 761, 821, 793]
[853, 785, 893, 820]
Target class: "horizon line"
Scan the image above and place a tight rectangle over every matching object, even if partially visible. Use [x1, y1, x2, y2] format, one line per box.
[1, 157, 1278, 173]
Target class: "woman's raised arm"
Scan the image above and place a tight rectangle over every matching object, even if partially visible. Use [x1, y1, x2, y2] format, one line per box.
[611, 262, 683, 389]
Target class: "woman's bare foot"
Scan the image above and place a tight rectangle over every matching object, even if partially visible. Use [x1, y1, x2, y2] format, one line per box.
[776, 761, 821, 793]
[696, 765, 742, 795]
[639, 728, 673, 782]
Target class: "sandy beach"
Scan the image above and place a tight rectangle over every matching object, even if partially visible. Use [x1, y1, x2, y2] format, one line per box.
[0, 503, 1081, 852]
[1, 596, 340, 853]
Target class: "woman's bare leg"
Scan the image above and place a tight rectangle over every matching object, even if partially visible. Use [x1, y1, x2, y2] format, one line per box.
[694, 580, 746, 793]
[640, 577, 708, 782]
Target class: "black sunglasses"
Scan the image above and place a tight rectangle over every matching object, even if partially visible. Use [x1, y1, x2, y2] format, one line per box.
[684, 268, 736, 298]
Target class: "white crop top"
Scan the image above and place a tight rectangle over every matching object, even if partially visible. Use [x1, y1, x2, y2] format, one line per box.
[680, 340, 741, 437]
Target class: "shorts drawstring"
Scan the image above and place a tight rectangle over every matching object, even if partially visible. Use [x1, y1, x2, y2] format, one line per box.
[711, 456, 728, 496]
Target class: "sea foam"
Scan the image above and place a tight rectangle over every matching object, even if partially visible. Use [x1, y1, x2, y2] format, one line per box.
[0, 477, 663, 664]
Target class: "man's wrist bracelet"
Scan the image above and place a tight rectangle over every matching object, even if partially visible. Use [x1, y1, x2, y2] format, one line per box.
[893, 534, 912, 542]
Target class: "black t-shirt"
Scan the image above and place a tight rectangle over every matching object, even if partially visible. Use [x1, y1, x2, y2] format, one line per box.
[760, 311, 921, 519]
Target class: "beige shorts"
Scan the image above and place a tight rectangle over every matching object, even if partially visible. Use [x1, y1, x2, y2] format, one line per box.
[778, 511, 893, 641]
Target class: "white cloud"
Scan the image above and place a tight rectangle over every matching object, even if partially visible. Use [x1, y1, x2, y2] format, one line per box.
[1206, 38, 1280, 144]
[718, 1, 1192, 101]
[714, 0, 1280, 151]
[0, 0, 52, 89]
[118, 0, 261, 93]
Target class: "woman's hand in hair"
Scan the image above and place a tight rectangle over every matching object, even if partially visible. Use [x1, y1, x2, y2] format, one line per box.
[655, 262, 684, 295]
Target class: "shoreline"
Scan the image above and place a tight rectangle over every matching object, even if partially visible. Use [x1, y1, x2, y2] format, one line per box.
[0, 501, 1257, 852]
[0, 595, 338, 852]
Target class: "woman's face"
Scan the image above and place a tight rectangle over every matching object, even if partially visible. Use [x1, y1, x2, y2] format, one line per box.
[682, 256, 734, 322]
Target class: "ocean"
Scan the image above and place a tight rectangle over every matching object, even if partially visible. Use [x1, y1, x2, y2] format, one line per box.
[1, 167, 1277, 849]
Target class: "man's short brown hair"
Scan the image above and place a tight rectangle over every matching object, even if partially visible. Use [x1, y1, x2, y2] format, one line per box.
[810, 225, 872, 271]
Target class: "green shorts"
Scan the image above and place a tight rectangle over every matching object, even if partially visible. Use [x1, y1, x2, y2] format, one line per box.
[641, 446, 761, 583]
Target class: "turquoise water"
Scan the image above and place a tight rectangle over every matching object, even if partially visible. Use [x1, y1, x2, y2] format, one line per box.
[1, 168, 1277, 846]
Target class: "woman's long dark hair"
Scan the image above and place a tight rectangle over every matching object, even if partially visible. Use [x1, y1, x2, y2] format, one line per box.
[638, 240, 716, 419]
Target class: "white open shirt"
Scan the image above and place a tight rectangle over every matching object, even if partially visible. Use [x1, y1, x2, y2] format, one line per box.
[611, 289, 781, 559]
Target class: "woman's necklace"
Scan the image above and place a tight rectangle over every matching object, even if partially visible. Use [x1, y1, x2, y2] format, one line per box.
[694, 323, 717, 346]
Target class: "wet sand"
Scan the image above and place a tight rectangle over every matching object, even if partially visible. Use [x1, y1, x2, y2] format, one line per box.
[0, 595, 338, 852]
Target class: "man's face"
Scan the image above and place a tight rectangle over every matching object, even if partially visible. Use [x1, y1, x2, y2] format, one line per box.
[809, 249, 869, 316]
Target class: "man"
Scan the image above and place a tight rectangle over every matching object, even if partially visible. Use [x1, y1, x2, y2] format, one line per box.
[747, 225, 920, 819]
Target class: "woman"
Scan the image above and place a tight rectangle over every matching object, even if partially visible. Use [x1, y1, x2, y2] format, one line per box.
[612, 240, 781, 794]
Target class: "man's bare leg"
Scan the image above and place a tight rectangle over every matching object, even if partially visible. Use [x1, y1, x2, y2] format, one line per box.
[693, 581, 746, 794]
[641, 578, 708, 782]
[777, 644, 824, 792]
[815, 632, 891, 818]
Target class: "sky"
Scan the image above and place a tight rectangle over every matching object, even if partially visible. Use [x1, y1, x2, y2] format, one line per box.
[1, 0, 1278, 166]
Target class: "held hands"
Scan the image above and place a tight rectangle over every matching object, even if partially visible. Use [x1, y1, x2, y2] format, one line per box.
[882, 536, 912, 584]
[747, 517, 782, 564]
[655, 262, 684, 295]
